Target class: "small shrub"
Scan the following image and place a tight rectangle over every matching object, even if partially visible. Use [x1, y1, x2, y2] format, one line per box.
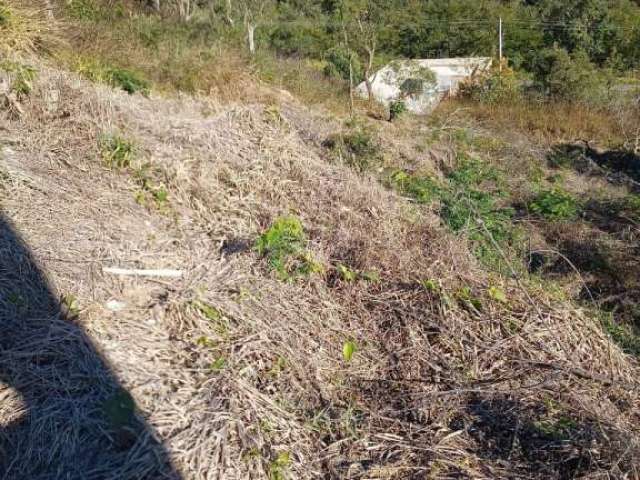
[528, 188, 580, 221]
[100, 134, 135, 169]
[106, 67, 150, 95]
[438, 157, 521, 271]
[255, 216, 322, 281]
[0, 60, 37, 97]
[458, 64, 522, 105]
[625, 194, 640, 220]
[389, 100, 407, 121]
[65, 0, 101, 20]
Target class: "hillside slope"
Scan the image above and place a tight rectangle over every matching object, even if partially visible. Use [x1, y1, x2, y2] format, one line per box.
[1, 60, 639, 480]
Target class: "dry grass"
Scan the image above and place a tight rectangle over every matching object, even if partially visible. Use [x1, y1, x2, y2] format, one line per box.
[0, 61, 639, 480]
[443, 98, 632, 148]
[0, 0, 60, 55]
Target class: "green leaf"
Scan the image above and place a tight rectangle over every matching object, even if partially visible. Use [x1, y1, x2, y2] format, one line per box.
[210, 357, 226, 371]
[488, 286, 508, 304]
[342, 341, 356, 362]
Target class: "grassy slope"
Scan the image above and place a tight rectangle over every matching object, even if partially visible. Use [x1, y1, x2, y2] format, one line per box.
[1, 2, 640, 479]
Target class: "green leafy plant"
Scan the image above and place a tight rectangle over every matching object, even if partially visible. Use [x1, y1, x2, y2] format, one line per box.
[74, 58, 150, 95]
[342, 341, 357, 362]
[337, 263, 357, 282]
[106, 67, 150, 95]
[210, 357, 226, 372]
[389, 170, 440, 204]
[100, 134, 135, 169]
[421, 279, 440, 292]
[268, 451, 291, 480]
[255, 216, 322, 281]
[455, 286, 482, 311]
[488, 286, 508, 304]
[389, 100, 407, 121]
[528, 188, 580, 221]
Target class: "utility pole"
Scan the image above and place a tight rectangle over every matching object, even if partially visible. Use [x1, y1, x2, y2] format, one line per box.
[499, 17, 503, 72]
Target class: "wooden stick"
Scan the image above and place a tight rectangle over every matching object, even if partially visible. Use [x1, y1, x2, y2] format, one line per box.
[103, 267, 183, 278]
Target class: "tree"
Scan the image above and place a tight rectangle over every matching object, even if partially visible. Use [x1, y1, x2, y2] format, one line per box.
[340, 0, 385, 105]
[242, 0, 275, 55]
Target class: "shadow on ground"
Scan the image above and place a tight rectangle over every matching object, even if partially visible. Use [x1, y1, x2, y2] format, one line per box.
[462, 394, 637, 479]
[548, 143, 640, 190]
[0, 215, 180, 479]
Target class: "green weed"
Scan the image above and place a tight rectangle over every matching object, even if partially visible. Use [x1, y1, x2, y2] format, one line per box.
[342, 341, 356, 362]
[255, 216, 322, 281]
[602, 314, 640, 358]
[389, 170, 440, 204]
[268, 451, 291, 480]
[100, 134, 135, 169]
[439, 158, 518, 270]
[74, 58, 150, 95]
[529, 188, 580, 221]
[337, 263, 357, 282]
[455, 286, 483, 311]
[0, 60, 37, 96]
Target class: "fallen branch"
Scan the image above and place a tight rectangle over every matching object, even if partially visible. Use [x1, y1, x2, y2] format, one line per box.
[103, 267, 183, 278]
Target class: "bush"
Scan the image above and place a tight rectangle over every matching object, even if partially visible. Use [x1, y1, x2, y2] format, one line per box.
[534, 47, 611, 104]
[389, 100, 407, 121]
[458, 64, 522, 104]
[528, 188, 580, 221]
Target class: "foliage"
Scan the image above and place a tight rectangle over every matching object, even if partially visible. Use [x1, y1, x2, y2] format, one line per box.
[268, 451, 291, 480]
[255, 216, 322, 280]
[528, 188, 580, 221]
[342, 341, 356, 362]
[458, 64, 522, 105]
[389, 170, 440, 204]
[535, 47, 612, 104]
[602, 314, 640, 358]
[100, 134, 135, 169]
[388, 100, 407, 121]
[75, 58, 150, 95]
[323, 46, 362, 83]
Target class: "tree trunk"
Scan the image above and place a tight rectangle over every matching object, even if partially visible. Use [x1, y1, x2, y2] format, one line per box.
[225, 0, 234, 25]
[348, 55, 355, 119]
[364, 47, 375, 105]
